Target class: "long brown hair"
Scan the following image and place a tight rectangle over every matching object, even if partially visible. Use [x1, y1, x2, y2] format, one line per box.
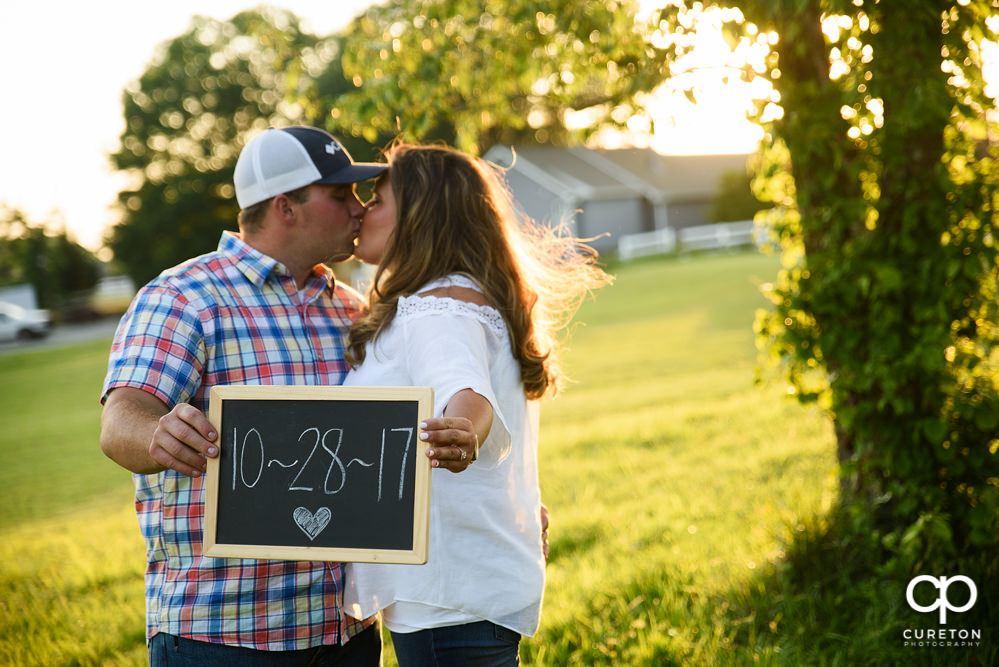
[346, 143, 610, 399]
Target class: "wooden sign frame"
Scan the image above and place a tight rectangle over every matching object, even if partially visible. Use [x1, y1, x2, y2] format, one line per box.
[204, 385, 433, 563]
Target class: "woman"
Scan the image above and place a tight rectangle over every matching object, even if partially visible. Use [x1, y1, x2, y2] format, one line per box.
[343, 143, 609, 666]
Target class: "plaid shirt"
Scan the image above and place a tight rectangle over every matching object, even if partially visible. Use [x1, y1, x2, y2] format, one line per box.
[102, 232, 370, 650]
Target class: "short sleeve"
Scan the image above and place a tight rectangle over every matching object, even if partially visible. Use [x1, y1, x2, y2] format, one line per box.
[400, 301, 512, 467]
[101, 283, 207, 408]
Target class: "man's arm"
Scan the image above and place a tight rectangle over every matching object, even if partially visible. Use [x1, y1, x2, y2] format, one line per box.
[101, 387, 218, 477]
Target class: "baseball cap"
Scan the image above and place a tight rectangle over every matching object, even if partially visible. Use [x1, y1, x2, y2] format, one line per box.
[234, 126, 387, 209]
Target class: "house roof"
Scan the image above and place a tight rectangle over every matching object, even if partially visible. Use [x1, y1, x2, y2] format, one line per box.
[485, 144, 751, 204]
[486, 145, 635, 201]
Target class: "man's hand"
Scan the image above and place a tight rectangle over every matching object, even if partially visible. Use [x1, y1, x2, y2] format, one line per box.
[149, 403, 219, 477]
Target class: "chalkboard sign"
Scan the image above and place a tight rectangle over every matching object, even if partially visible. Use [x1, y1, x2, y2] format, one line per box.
[204, 385, 433, 564]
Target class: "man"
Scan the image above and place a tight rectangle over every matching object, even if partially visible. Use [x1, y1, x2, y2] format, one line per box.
[100, 126, 477, 665]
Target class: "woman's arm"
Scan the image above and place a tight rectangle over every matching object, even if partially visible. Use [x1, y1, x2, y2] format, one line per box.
[444, 388, 493, 446]
[421, 388, 493, 472]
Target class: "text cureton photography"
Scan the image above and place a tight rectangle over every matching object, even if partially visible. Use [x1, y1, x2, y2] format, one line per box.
[902, 575, 983, 649]
[902, 627, 982, 648]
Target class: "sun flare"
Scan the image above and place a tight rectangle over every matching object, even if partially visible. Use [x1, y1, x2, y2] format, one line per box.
[594, 2, 774, 156]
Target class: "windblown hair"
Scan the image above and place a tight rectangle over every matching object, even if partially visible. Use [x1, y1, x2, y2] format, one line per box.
[346, 143, 611, 399]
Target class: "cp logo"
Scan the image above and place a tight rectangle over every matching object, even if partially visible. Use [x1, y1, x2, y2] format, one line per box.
[906, 575, 977, 624]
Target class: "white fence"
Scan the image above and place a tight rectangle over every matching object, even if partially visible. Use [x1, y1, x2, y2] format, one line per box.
[617, 220, 755, 261]
[617, 228, 677, 260]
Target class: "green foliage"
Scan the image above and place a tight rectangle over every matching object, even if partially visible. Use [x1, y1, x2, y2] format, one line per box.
[319, 0, 661, 154]
[709, 168, 767, 223]
[660, 0, 999, 569]
[306, 35, 390, 164]
[0, 206, 99, 309]
[107, 8, 334, 286]
[730, 506, 999, 666]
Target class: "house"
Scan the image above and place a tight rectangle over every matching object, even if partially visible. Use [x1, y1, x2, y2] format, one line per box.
[0, 284, 39, 310]
[483, 145, 752, 253]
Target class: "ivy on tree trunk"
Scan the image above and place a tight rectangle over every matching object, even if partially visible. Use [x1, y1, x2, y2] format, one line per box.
[659, 0, 999, 567]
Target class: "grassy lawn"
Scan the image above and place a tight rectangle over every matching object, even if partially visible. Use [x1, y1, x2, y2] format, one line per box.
[527, 252, 837, 665]
[0, 251, 846, 665]
[0, 339, 148, 665]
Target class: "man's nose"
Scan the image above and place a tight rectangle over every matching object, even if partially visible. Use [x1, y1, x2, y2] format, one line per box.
[350, 194, 365, 216]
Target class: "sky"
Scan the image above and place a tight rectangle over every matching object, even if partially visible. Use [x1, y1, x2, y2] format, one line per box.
[0, 1, 762, 252]
[0, 1, 377, 252]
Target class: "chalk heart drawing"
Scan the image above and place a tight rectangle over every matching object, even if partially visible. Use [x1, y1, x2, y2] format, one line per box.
[293, 506, 332, 541]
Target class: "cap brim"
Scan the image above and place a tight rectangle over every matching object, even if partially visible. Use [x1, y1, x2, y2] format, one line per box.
[316, 163, 388, 185]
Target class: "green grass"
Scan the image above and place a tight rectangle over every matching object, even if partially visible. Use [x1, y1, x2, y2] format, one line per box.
[0, 338, 148, 665]
[525, 253, 837, 665]
[11, 250, 966, 665]
[0, 340, 132, 526]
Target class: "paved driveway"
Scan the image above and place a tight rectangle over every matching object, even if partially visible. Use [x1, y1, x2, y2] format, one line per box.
[0, 317, 121, 356]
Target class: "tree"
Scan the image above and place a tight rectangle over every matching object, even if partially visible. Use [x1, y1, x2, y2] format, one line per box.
[316, 0, 663, 155]
[107, 8, 334, 286]
[302, 35, 390, 165]
[658, 1, 999, 566]
[0, 206, 100, 310]
[709, 168, 767, 223]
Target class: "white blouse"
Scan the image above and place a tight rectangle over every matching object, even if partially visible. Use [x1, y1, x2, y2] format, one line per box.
[343, 275, 545, 636]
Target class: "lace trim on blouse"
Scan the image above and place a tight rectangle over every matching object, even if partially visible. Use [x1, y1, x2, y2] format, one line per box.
[398, 275, 507, 338]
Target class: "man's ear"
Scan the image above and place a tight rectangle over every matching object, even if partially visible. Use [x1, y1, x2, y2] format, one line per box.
[273, 194, 296, 225]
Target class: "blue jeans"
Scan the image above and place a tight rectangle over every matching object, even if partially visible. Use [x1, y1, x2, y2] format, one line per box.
[390, 621, 521, 667]
[148, 622, 381, 666]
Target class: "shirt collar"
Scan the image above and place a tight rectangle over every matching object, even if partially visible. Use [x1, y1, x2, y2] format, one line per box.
[217, 231, 336, 294]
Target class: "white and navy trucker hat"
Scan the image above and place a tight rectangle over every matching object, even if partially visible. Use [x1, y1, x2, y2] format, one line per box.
[234, 126, 387, 209]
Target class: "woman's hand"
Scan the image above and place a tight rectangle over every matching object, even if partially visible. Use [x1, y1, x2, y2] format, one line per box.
[420, 416, 477, 472]
[422, 389, 493, 473]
